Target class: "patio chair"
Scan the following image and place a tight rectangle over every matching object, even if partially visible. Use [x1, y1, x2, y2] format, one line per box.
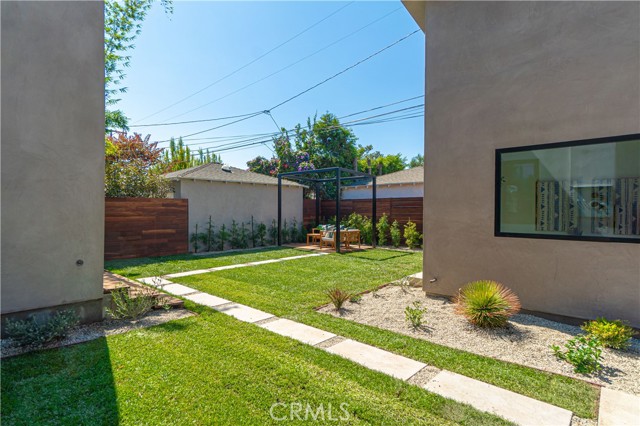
[319, 230, 335, 249]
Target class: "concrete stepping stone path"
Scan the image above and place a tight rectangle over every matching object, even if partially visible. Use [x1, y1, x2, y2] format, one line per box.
[138, 268, 580, 426]
[325, 339, 426, 381]
[424, 371, 573, 426]
[259, 318, 336, 346]
[598, 388, 640, 426]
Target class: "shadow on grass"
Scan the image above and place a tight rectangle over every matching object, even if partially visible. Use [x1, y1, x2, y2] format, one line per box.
[1, 337, 119, 425]
[105, 246, 291, 277]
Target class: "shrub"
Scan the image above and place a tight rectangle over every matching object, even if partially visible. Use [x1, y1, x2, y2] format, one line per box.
[403, 220, 422, 249]
[239, 222, 249, 249]
[256, 222, 267, 246]
[581, 317, 634, 350]
[229, 220, 241, 249]
[290, 218, 299, 243]
[268, 220, 278, 245]
[205, 216, 217, 252]
[454, 280, 521, 327]
[107, 287, 158, 320]
[298, 223, 307, 243]
[376, 214, 390, 246]
[326, 288, 352, 311]
[344, 212, 372, 245]
[5, 310, 79, 347]
[216, 223, 229, 250]
[405, 301, 427, 329]
[394, 276, 412, 293]
[390, 220, 402, 247]
[190, 223, 208, 253]
[249, 216, 256, 248]
[552, 335, 603, 374]
[282, 219, 289, 243]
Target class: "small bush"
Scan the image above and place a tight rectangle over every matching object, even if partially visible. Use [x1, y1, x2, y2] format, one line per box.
[405, 301, 427, 329]
[390, 220, 402, 247]
[403, 220, 422, 249]
[239, 222, 249, 249]
[256, 222, 267, 246]
[349, 294, 362, 304]
[268, 220, 278, 245]
[190, 223, 208, 253]
[552, 335, 603, 374]
[229, 220, 241, 249]
[5, 310, 78, 347]
[455, 280, 521, 327]
[205, 216, 217, 252]
[290, 218, 299, 243]
[282, 219, 289, 243]
[107, 287, 157, 320]
[581, 317, 634, 350]
[326, 288, 352, 311]
[216, 223, 229, 250]
[394, 276, 412, 293]
[376, 214, 390, 246]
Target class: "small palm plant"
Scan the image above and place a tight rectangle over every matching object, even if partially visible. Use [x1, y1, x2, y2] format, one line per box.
[455, 280, 521, 327]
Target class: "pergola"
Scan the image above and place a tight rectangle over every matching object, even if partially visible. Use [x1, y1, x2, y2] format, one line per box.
[277, 167, 377, 253]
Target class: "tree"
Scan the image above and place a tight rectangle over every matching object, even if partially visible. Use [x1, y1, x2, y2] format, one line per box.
[162, 137, 221, 172]
[409, 154, 424, 168]
[247, 113, 358, 176]
[105, 132, 171, 197]
[357, 151, 407, 175]
[104, 0, 173, 132]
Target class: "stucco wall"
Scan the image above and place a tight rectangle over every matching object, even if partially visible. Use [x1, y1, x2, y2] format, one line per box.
[420, 1, 640, 326]
[342, 184, 423, 200]
[174, 180, 303, 241]
[1, 1, 105, 321]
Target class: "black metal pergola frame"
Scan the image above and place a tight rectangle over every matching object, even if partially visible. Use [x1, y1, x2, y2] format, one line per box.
[277, 167, 376, 253]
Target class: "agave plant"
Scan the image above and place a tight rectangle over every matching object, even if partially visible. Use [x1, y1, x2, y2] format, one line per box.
[455, 280, 521, 327]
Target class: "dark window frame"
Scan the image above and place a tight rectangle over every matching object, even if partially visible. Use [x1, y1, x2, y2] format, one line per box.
[494, 133, 640, 244]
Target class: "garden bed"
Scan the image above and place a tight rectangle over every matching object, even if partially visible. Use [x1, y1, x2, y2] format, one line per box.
[318, 285, 640, 395]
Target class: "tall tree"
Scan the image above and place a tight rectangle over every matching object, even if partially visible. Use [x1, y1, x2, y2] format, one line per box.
[162, 137, 221, 172]
[104, 0, 173, 132]
[357, 151, 407, 175]
[105, 133, 171, 197]
[409, 153, 424, 168]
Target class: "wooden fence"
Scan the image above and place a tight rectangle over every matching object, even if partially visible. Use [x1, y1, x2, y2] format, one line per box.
[303, 197, 423, 233]
[105, 198, 189, 260]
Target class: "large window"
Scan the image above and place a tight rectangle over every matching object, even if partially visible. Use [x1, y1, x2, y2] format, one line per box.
[496, 134, 640, 243]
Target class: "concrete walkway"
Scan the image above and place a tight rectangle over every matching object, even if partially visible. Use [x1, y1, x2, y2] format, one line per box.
[598, 388, 640, 426]
[135, 270, 589, 426]
[138, 252, 327, 283]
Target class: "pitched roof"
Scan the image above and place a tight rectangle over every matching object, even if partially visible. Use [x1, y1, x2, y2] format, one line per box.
[345, 166, 424, 188]
[164, 163, 305, 188]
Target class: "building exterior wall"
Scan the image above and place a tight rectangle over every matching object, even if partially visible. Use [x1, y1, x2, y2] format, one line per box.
[419, 1, 640, 326]
[1, 2, 105, 323]
[174, 180, 303, 238]
[342, 184, 423, 200]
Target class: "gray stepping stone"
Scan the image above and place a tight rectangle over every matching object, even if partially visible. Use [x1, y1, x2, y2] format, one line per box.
[138, 277, 172, 286]
[161, 283, 198, 296]
[165, 269, 211, 278]
[208, 264, 245, 272]
[599, 388, 640, 426]
[214, 303, 274, 323]
[325, 339, 426, 381]
[424, 371, 572, 426]
[183, 292, 230, 307]
[259, 318, 336, 345]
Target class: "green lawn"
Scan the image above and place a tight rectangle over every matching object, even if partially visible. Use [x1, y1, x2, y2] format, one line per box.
[168, 250, 598, 419]
[2, 305, 510, 425]
[105, 246, 304, 278]
[3, 248, 599, 424]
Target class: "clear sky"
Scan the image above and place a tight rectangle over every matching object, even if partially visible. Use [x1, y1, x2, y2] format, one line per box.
[119, 1, 425, 168]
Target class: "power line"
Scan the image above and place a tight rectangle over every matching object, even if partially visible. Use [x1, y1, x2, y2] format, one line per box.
[162, 6, 403, 122]
[135, 2, 354, 123]
[268, 29, 421, 112]
[129, 111, 263, 128]
[154, 30, 421, 143]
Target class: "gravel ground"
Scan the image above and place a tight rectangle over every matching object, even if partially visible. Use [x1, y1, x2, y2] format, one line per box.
[319, 285, 640, 395]
[1, 308, 194, 359]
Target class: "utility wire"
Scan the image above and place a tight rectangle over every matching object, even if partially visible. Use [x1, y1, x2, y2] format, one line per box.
[129, 111, 263, 128]
[162, 6, 402, 122]
[135, 2, 354, 123]
[154, 111, 265, 143]
[268, 29, 421, 112]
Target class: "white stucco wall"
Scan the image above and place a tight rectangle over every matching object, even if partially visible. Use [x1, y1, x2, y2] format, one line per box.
[173, 180, 303, 239]
[1, 1, 104, 322]
[342, 184, 424, 200]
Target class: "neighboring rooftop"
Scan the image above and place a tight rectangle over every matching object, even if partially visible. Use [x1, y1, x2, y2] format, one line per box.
[346, 166, 424, 187]
[164, 163, 305, 187]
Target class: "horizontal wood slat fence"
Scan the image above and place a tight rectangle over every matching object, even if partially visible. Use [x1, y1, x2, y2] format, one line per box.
[105, 198, 189, 260]
[303, 197, 423, 233]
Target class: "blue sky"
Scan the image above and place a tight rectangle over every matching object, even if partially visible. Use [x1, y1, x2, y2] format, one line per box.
[119, 1, 425, 168]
